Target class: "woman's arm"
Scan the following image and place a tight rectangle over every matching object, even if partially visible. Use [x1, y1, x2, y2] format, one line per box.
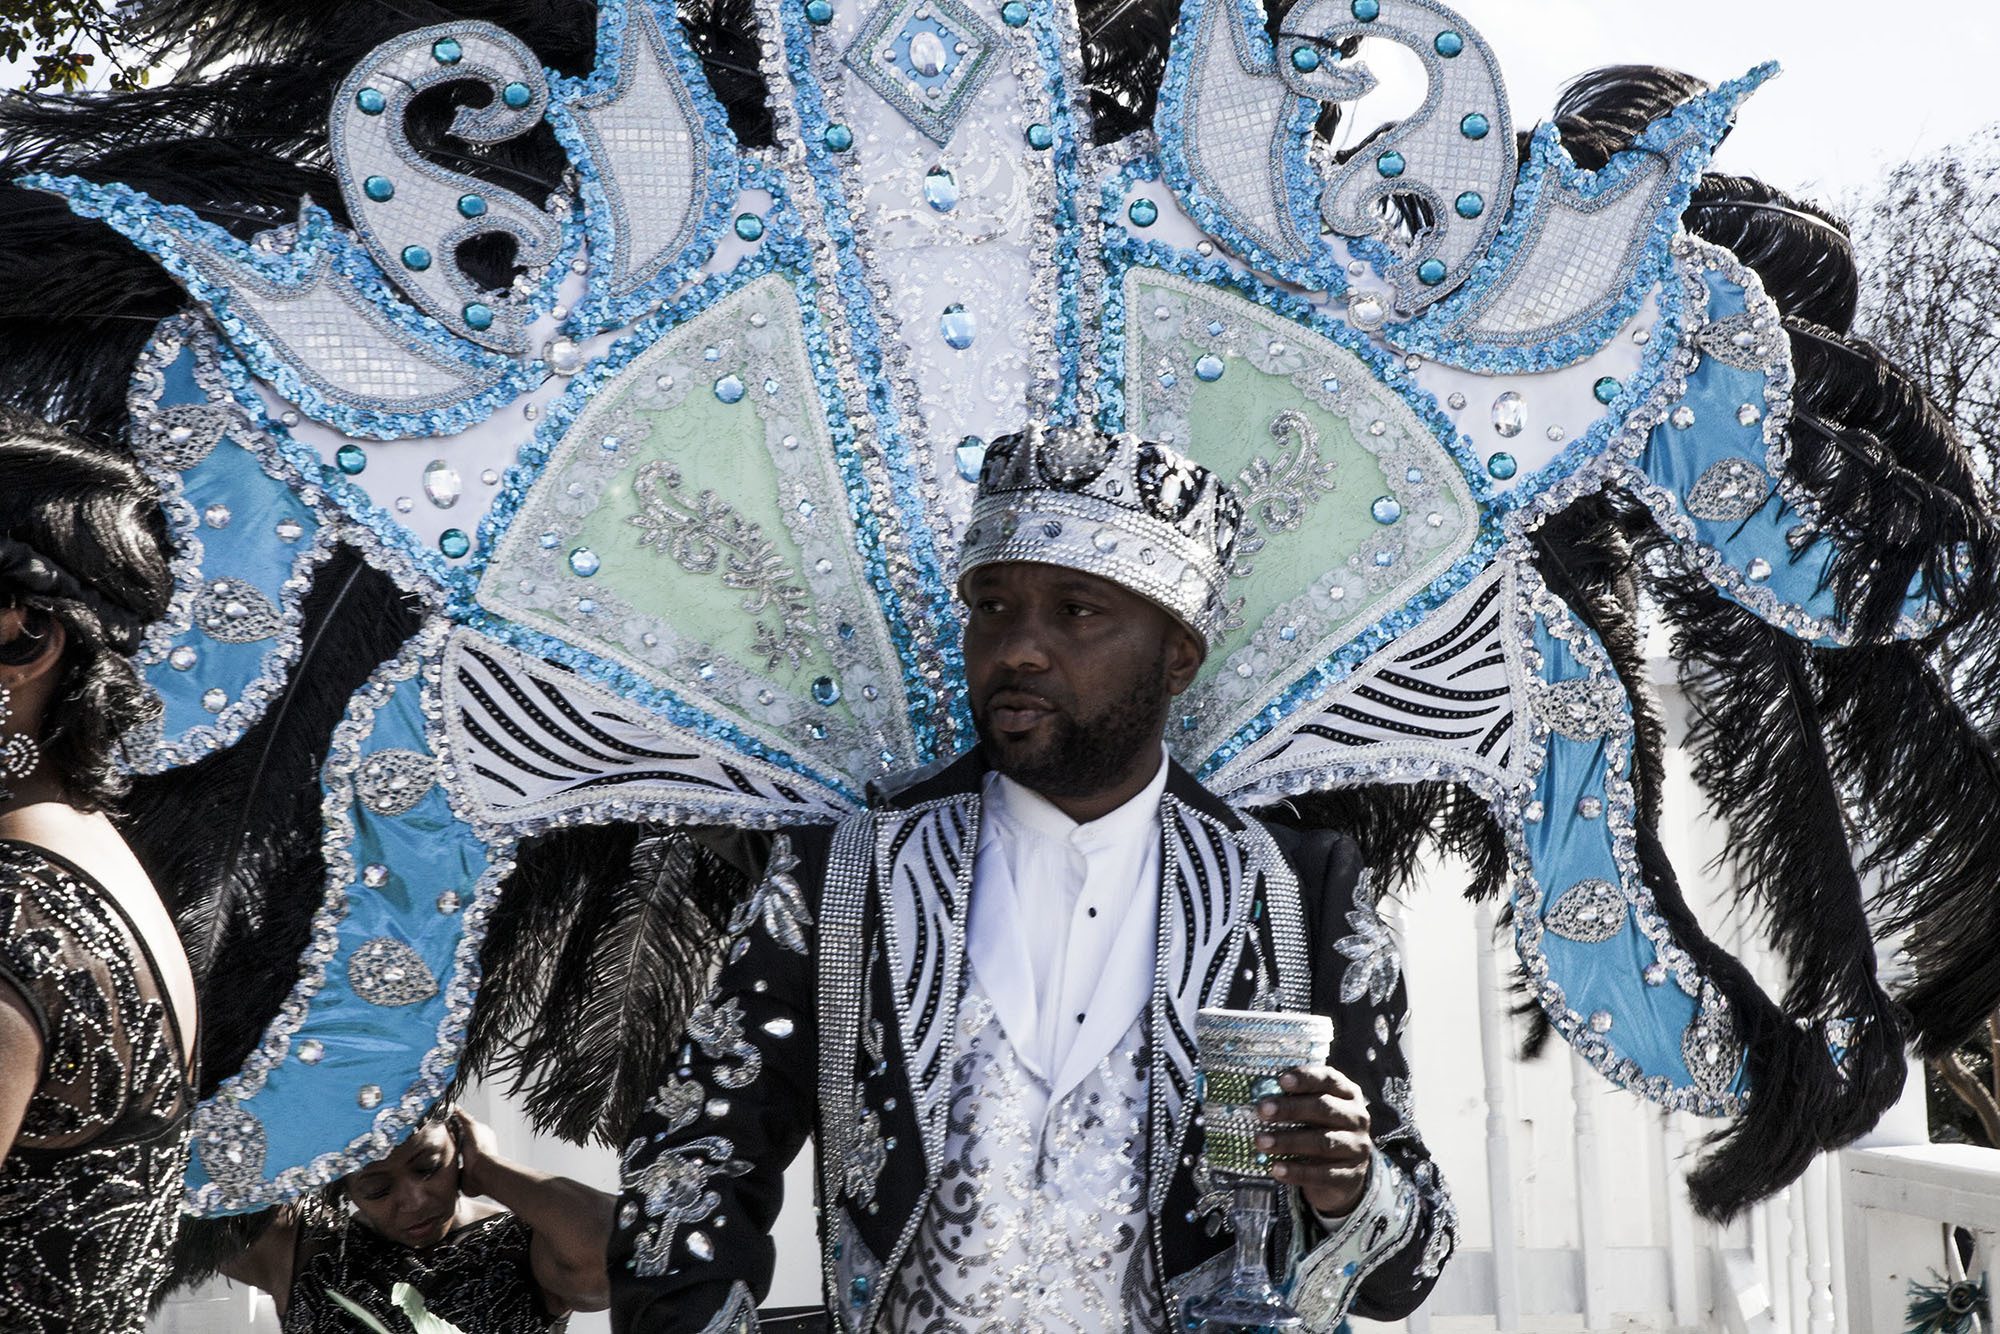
[451, 1109, 615, 1314]
[0, 981, 42, 1164]
[216, 1206, 301, 1318]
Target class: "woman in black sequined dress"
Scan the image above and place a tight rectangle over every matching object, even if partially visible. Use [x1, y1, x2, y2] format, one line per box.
[221, 1104, 614, 1332]
[0, 412, 191, 1333]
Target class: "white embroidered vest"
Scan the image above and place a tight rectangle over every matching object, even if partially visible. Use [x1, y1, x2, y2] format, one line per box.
[881, 990, 1166, 1331]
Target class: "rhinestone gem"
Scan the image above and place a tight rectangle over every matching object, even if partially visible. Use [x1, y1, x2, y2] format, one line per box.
[763, 1017, 796, 1038]
[1128, 197, 1159, 227]
[908, 29, 948, 76]
[1746, 558, 1773, 583]
[714, 374, 746, 403]
[686, 1231, 715, 1261]
[1347, 292, 1387, 330]
[1672, 406, 1696, 429]
[1491, 392, 1526, 438]
[546, 337, 583, 375]
[437, 891, 462, 914]
[1487, 453, 1518, 481]
[923, 166, 958, 212]
[1589, 1010, 1614, 1034]
[422, 459, 462, 508]
[169, 646, 198, 671]
[203, 503, 231, 529]
[438, 529, 471, 559]
[1194, 354, 1225, 382]
[276, 518, 304, 542]
[297, 1039, 324, 1064]
[1371, 496, 1402, 525]
[336, 444, 367, 475]
[954, 436, 986, 481]
[1644, 962, 1670, 986]
[1738, 404, 1762, 426]
[202, 688, 227, 712]
[1447, 392, 1467, 410]
[569, 547, 601, 577]
[939, 304, 976, 350]
[358, 1084, 383, 1109]
[734, 213, 765, 241]
[1577, 796, 1604, 819]
[362, 864, 390, 888]
[811, 676, 841, 705]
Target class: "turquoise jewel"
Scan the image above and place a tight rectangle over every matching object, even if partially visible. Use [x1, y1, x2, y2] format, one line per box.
[923, 166, 958, 212]
[1455, 191, 1484, 218]
[1434, 30, 1464, 56]
[363, 175, 394, 202]
[1194, 354, 1225, 382]
[463, 302, 494, 331]
[1291, 44, 1321, 72]
[939, 304, 976, 350]
[734, 213, 765, 241]
[335, 444, 367, 475]
[355, 87, 386, 115]
[1127, 197, 1159, 227]
[1026, 122, 1054, 151]
[438, 528, 471, 559]
[501, 81, 533, 108]
[850, 1275, 871, 1307]
[1351, 0, 1378, 18]
[1372, 496, 1403, 525]
[955, 437, 986, 482]
[823, 123, 854, 152]
[1461, 111, 1490, 139]
[1594, 376, 1622, 404]
[568, 547, 601, 577]
[1000, 0, 1028, 24]
[432, 37, 462, 64]
[1487, 452, 1519, 481]
[805, 0, 834, 21]
[1377, 150, 1406, 178]
[458, 193, 487, 218]
[1418, 258, 1448, 286]
[400, 245, 432, 271]
[714, 374, 746, 404]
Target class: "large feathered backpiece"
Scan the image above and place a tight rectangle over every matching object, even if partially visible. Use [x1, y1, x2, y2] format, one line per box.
[4, 0, 1996, 1270]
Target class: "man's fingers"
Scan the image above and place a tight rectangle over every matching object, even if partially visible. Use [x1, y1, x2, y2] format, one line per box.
[1253, 1127, 1371, 1164]
[1278, 1064, 1363, 1100]
[1256, 1092, 1370, 1133]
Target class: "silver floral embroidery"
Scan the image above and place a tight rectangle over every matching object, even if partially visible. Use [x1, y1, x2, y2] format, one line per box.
[686, 995, 763, 1089]
[842, 1085, 887, 1207]
[1536, 675, 1626, 742]
[1230, 410, 1340, 577]
[647, 1075, 706, 1135]
[1685, 456, 1774, 523]
[192, 578, 283, 644]
[623, 1135, 751, 1278]
[148, 403, 234, 470]
[1413, 1159, 1456, 1280]
[1334, 875, 1401, 1006]
[627, 460, 816, 670]
[1544, 879, 1630, 943]
[1693, 312, 1777, 370]
[1682, 987, 1741, 1099]
[354, 749, 437, 817]
[1378, 1075, 1416, 1145]
[192, 1099, 267, 1190]
[726, 834, 811, 960]
[347, 937, 439, 1007]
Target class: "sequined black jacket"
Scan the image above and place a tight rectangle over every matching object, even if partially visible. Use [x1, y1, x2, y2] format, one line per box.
[608, 751, 1456, 1332]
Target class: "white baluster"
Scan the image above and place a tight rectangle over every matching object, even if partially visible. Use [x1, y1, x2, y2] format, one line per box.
[1980, 1228, 1999, 1334]
[1803, 1155, 1835, 1334]
[1392, 894, 1432, 1334]
[1569, 1049, 1610, 1331]
[1474, 902, 1521, 1331]
[1659, 1111, 1699, 1327]
[1787, 1184, 1808, 1332]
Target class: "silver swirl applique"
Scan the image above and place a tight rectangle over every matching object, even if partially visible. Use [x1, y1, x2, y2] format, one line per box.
[193, 1098, 268, 1191]
[1685, 456, 1774, 524]
[841, 1087, 887, 1208]
[726, 834, 811, 961]
[347, 937, 439, 1007]
[193, 578, 282, 644]
[1536, 675, 1626, 742]
[686, 996, 763, 1089]
[1694, 312, 1778, 371]
[355, 749, 438, 817]
[1543, 879, 1629, 943]
[1333, 892, 1401, 1006]
[624, 1136, 751, 1278]
[1681, 988, 1742, 1099]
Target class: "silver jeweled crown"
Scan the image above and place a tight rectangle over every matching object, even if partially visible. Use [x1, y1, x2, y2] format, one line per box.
[957, 425, 1245, 646]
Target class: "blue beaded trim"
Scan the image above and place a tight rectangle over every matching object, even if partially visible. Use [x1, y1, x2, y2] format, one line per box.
[545, 0, 744, 331]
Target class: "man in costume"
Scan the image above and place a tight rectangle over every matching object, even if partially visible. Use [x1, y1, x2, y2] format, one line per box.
[608, 425, 1455, 1331]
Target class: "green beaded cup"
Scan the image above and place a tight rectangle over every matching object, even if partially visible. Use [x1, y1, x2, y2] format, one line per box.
[1195, 1007, 1334, 1180]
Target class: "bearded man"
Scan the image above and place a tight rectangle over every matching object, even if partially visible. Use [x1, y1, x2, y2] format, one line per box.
[609, 426, 1456, 1332]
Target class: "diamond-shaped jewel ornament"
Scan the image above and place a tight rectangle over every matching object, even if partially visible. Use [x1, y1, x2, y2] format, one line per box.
[843, 0, 1001, 146]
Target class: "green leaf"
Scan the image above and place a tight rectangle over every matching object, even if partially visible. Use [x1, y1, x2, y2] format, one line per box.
[324, 1290, 398, 1334]
[392, 1283, 471, 1334]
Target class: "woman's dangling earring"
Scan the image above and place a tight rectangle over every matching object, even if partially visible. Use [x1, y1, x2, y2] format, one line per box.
[0, 684, 42, 802]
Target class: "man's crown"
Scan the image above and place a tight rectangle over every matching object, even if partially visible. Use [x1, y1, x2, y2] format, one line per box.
[958, 425, 1244, 646]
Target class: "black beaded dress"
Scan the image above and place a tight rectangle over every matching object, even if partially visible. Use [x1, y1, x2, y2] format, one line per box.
[0, 840, 195, 1333]
[284, 1199, 567, 1334]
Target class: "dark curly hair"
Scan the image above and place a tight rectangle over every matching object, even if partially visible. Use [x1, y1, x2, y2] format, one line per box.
[0, 410, 171, 810]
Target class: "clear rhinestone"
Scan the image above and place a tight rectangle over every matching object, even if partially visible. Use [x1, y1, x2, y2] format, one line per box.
[907, 29, 948, 76]
[1644, 962, 1669, 986]
[436, 891, 462, 914]
[275, 518, 304, 543]
[422, 459, 462, 509]
[1746, 558, 1773, 582]
[1589, 1010, 1614, 1034]
[1577, 796, 1603, 820]
[763, 1017, 796, 1038]
[1671, 406, 1696, 429]
[362, 863, 390, 888]
[546, 338, 584, 375]
[297, 1039, 324, 1064]
[202, 688, 227, 713]
[1347, 292, 1387, 331]
[169, 646, 198, 671]
[1738, 404, 1762, 426]
[1491, 392, 1526, 438]
[686, 1230, 715, 1262]
[203, 504, 232, 528]
[358, 1084, 383, 1109]
[1447, 392, 1467, 410]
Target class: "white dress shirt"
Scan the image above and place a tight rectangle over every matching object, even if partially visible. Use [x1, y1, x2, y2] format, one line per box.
[965, 750, 1168, 1110]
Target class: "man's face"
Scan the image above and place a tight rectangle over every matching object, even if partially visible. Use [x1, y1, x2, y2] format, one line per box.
[961, 562, 1203, 801]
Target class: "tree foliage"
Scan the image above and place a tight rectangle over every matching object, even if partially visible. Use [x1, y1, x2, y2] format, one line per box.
[2, 0, 153, 91]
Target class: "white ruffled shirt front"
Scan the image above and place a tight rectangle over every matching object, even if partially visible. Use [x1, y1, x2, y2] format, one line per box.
[966, 751, 1168, 1114]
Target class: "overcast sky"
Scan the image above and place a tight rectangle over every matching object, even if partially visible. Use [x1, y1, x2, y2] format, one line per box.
[6, 2, 1993, 205]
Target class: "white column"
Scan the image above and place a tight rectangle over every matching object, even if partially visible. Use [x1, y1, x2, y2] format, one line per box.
[1569, 1049, 1610, 1331]
[1473, 901, 1521, 1332]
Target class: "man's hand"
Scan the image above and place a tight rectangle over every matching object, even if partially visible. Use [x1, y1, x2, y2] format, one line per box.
[448, 1106, 503, 1200]
[1256, 1064, 1373, 1217]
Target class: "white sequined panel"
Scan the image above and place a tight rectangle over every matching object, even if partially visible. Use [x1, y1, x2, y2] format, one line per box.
[565, 5, 704, 304]
[1451, 156, 1668, 341]
[196, 249, 501, 410]
[1182, 0, 1295, 258]
[881, 999, 1163, 1333]
[1210, 562, 1529, 803]
[440, 629, 852, 830]
[811, 0, 1059, 541]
